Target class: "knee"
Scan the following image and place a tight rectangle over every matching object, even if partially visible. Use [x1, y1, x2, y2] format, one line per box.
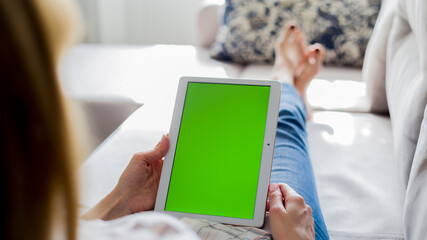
[278, 107, 305, 126]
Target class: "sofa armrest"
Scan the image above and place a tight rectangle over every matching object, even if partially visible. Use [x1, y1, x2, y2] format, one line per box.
[196, 0, 224, 48]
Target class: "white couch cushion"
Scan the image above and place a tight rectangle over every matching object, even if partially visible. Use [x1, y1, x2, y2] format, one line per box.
[309, 111, 404, 238]
[240, 64, 370, 112]
[386, 0, 427, 185]
[405, 105, 427, 239]
[239, 64, 363, 82]
[59, 44, 244, 105]
[399, 1, 427, 238]
[362, 0, 397, 114]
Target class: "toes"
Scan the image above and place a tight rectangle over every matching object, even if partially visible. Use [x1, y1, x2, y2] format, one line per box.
[294, 32, 306, 58]
[293, 44, 324, 93]
[306, 44, 325, 66]
[310, 43, 325, 61]
[280, 24, 306, 58]
[304, 48, 316, 66]
[274, 23, 311, 78]
[282, 23, 298, 44]
[300, 34, 307, 50]
[275, 24, 299, 62]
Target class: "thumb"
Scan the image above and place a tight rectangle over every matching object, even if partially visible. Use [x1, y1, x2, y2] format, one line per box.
[140, 134, 169, 162]
[268, 183, 285, 212]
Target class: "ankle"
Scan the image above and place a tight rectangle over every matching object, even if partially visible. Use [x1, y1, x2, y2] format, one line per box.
[294, 79, 308, 99]
[297, 89, 306, 101]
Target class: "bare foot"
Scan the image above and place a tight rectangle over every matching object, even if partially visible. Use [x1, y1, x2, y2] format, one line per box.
[271, 24, 306, 83]
[294, 44, 325, 119]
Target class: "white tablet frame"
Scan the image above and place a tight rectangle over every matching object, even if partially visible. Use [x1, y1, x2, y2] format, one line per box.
[154, 76, 281, 227]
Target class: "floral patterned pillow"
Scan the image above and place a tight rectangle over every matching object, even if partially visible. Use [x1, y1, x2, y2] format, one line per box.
[210, 0, 381, 67]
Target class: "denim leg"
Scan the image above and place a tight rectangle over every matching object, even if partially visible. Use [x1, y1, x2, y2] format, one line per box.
[270, 83, 329, 240]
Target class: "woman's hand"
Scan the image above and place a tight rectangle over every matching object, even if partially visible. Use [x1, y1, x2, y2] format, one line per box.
[113, 134, 169, 213]
[267, 183, 315, 240]
[82, 134, 169, 220]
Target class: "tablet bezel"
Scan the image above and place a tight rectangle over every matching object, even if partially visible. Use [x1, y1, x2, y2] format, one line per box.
[154, 76, 281, 227]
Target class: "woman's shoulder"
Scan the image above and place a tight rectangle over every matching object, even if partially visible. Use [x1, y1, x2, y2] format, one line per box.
[78, 211, 199, 240]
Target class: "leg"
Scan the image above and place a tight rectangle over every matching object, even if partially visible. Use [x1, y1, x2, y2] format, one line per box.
[270, 25, 329, 239]
[271, 83, 329, 240]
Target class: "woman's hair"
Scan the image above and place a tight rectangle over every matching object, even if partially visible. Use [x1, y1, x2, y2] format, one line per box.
[0, 0, 82, 239]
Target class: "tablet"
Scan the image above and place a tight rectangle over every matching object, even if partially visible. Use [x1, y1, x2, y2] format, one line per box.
[155, 76, 281, 227]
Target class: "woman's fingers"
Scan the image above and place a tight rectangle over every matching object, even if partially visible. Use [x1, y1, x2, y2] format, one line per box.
[268, 183, 315, 240]
[268, 183, 286, 213]
[136, 134, 169, 163]
[279, 183, 306, 210]
[278, 183, 298, 198]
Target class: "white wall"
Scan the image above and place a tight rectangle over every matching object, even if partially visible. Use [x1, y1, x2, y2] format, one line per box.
[77, 0, 202, 45]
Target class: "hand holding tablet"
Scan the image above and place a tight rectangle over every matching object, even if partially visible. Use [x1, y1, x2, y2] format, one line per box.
[155, 77, 281, 227]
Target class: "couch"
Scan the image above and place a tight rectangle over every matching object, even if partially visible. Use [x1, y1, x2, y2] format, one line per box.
[61, 0, 426, 238]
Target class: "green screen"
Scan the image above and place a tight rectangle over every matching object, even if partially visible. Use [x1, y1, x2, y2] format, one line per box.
[165, 82, 270, 219]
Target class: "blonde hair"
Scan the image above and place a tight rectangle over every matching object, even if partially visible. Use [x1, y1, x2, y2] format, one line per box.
[0, 0, 83, 239]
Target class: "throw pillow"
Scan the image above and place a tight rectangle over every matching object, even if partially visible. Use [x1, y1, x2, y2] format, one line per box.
[211, 0, 381, 67]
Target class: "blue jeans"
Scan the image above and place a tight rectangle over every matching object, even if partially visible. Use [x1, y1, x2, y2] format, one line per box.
[270, 83, 329, 239]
